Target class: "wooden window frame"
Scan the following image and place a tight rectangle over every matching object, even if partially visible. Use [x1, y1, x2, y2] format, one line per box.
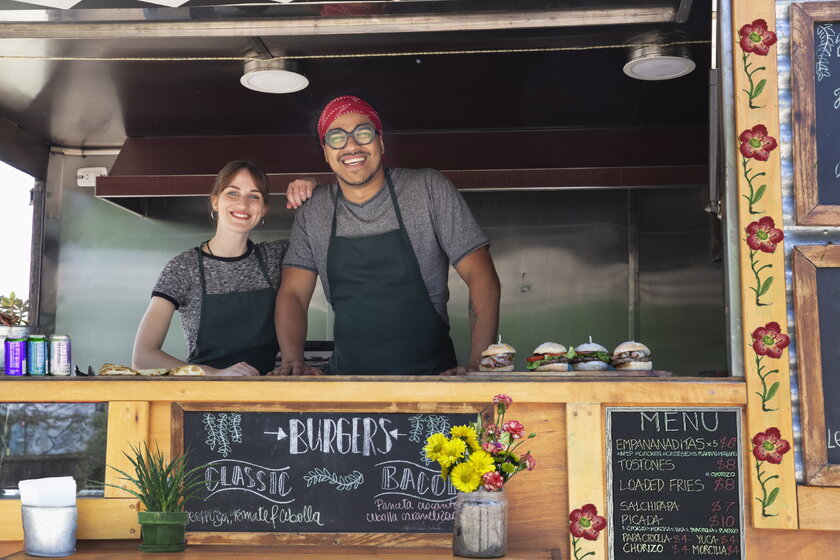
[791, 2, 840, 225]
[792, 245, 840, 484]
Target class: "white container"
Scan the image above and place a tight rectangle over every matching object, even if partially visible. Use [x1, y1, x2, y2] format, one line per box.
[21, 505, 77, 557]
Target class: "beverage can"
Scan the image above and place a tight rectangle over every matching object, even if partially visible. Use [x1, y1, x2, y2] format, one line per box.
[27, 335, 47, 376]
[4, 337, 27, 376]
[49, 334, 72, 376]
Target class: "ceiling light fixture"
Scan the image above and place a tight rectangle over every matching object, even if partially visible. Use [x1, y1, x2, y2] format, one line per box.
[240, 57, 308, 94]
[622, 44, 696, 81]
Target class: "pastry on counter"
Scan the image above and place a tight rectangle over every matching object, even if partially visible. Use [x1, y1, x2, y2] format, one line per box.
[478, 343, 516, 372]
[526, 342, 572, 372]
[611, 341, 653, 371]
[98, 363, 140, 376]
[169, 364, 206, 376]
[571, 339, 611, 371]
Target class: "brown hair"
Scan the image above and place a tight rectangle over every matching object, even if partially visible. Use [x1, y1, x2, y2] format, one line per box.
[209, 161, 270, 211]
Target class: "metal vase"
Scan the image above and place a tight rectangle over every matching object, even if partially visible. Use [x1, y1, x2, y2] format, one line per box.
[452, 488, 508, 558]
[21, 505, 77, 557]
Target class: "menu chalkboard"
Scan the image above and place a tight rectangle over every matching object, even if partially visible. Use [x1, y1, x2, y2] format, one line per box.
[815, 266, 840, 464]
[181, 410, 473, 533]
[814, 22, 840, 205]
[606, 408, 744, 560]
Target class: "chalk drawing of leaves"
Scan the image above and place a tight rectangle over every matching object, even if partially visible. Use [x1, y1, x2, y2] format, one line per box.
[203, 414, 219, 451]
[303, 468, 364, 491]
[230, 414, 243, 443]
[817, 24, 836, 81]
[408, 414, 424, 443]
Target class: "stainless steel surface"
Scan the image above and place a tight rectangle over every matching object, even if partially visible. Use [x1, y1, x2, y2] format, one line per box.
[0, 7, 679, 38]
[21, 505, 77, 558]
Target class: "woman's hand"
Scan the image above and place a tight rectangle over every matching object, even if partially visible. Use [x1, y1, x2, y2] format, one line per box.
[267, 360, 323, 376]
[286, 178, 318, 209]
[208, 362, 261, 376]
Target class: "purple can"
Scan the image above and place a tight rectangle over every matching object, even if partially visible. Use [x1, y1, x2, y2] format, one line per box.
[4, 337, 27, 376]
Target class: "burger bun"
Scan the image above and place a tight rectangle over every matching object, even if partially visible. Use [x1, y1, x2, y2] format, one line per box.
[615, 361, 653, 371]
[481, 343, 516, 358]
[532, 342, 567, 355]
[612, 340, 651, 357]
[573, 360, 610, 371]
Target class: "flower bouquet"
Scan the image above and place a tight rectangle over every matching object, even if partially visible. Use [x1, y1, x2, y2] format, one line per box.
[423, 395, 535, 558]
[424, 394, 536, 491]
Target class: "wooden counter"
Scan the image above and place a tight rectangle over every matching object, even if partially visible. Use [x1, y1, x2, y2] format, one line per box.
[0, 376, 836, 558]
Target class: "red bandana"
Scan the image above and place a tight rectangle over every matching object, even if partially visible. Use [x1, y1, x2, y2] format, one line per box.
[317, 96, 383, 140]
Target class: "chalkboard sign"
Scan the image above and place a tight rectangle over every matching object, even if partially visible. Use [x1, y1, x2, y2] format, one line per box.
[813, 22, 840, 205]
[179, 410, 473, 533]
[606, 408, 744, 560]
[792, 7, 840, 224]
[815, 267, 840, 464]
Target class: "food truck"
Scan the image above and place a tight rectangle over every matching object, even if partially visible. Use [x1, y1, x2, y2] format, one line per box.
[0, 0, 838, 557]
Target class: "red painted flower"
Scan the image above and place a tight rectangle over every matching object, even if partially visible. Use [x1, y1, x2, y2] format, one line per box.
[739, 19, 778, 56]
[521, 452, 537, 471]
[482, 471, 505, 491]
[569, 504, 607, 541]
[752, 427, 791, 464]
[739, 125, 778, 161]
[502, 420, 526, 439]
[746, 216, 784, 253]
[493, 394, 513, 408]
[751, 321, 790, 358]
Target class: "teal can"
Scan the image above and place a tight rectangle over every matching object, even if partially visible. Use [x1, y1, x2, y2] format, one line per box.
[27, 335, 47, 376]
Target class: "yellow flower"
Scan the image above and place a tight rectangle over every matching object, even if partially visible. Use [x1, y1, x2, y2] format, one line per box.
[467, 449, 496, 475]
[437, 437, 467, 467]
[440, 464, 450, 480]
[450, 462, 482, 492]
[424, 433, 449, 462]
[450, 425, 480, 451]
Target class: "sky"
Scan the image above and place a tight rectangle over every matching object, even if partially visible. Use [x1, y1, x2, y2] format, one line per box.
[0, 160, 34, 302]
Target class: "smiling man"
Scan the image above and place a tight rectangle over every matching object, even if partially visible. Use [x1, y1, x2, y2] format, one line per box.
[273, 95, 500, 376]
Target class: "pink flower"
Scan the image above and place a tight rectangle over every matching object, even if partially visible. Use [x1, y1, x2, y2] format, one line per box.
[569, 504, 607, 541]
[502, 420, 526, 439]
[482, 441, 504, 454]
[485, 423, 500, 437]
[752, 427, 791, 464]
[739, 19, 778, 56]
[521, 452, 536, 471]
[493, 394, 513, 408]
[745, 216, 784, 254]
[751, 322, 790, 359]
[482, 471, 505, 491]
[739, 125, 777, 161]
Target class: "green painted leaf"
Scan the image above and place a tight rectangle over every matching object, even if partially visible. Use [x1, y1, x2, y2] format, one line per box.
[766, 487, 780, 507]
[766, 382, 780, 401]
[758, 276, 774, 296]
[754, 79, 767, 98]
[754, 184, 767, 203]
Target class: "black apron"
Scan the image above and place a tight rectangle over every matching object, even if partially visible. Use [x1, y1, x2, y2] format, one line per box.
[187, 243, 279, 374]
[326, 170, 457, 375]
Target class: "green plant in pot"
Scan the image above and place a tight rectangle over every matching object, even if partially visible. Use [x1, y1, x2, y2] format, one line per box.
[0, 292, 30, 327]
[103, 442, 205, 553]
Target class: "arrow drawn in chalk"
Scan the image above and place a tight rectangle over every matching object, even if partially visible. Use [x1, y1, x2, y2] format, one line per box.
[264, 426, 288, 441]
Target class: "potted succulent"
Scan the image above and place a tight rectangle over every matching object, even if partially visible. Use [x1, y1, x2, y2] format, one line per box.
[0, 292, 36, 335]
[103, 442, 205, 553]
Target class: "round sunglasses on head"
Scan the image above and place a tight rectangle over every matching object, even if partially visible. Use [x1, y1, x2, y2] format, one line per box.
[323, 123, 378, 150]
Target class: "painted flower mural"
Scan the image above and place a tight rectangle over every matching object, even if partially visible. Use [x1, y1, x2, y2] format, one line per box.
[744, 217, 783, 307]
[569, 504, 606, 560]
[738, 19, 778, 108]
[739, 125, 778, 215]
[750, 321, 790, 413]
[752, 427, 790, 518]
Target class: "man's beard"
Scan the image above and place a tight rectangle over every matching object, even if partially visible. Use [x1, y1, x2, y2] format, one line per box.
[335, 159, 383, 187]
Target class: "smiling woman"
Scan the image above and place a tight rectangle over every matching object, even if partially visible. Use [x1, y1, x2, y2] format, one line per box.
[131, 161, 313, 377]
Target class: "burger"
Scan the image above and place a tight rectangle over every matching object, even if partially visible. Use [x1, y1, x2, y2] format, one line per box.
[479, 343, 516, 372]
[526, 342, 572, 372]
[572, 340, 611, 371]
[611, 341, 653, 371]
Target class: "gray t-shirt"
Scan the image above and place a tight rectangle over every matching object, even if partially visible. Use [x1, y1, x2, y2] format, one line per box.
[282, 168, 489, 322]
[152, 239, 289, 357]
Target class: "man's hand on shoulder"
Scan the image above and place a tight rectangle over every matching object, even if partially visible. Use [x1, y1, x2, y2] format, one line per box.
[267, 360, 323, 376]
[286, 178, 318, 209]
